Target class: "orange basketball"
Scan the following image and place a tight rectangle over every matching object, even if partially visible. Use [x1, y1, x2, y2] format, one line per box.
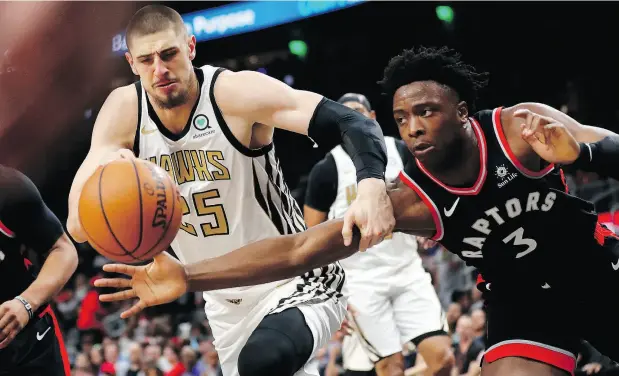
[78, 158, 182, 264]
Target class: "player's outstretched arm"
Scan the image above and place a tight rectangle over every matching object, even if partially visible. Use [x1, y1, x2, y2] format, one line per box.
[0, 167, 78, 348]
[183, 176, 435, 292]
[95, 176, 435, 318]
[506, 105, 619, 180]
[214, 70, 394, 252]
[67, 86, 138, 242]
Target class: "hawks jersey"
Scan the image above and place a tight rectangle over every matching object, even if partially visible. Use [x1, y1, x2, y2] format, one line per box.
[328, 137, 421, 279]
[400, 108, 601, 291]
[133, 65, 344, 309]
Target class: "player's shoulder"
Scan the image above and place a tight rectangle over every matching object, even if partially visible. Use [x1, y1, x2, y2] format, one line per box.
[0, 166, 39, 201]
[106, 83, 139, 108]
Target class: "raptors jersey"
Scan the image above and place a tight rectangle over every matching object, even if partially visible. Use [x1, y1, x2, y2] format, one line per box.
[400, 108, 600, 291]
[133, 66, 344, 309]
[328, 137, 421, 279]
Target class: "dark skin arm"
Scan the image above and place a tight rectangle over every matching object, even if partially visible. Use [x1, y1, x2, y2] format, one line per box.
[95, 178, 435, 318]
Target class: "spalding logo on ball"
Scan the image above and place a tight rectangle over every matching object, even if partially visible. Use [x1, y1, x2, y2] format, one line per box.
[78, 158, 182, 264]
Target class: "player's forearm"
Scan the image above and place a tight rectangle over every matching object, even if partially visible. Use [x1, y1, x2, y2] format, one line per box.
[308, 98, 387, 182]
[571, 135, 619, 180]
[184, 220, 359, 292]
[20, 235, 78, 311]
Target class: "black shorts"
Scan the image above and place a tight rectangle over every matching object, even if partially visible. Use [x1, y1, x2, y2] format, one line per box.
[0, 306, 70, 376]
[482, 228, 619, 376]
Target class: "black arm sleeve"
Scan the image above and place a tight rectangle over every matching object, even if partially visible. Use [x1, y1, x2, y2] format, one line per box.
[304, 154, 338, 212]
[308, 98, 387, 182]
[572, 136, 619, 180]
[0, 167, 65, 253]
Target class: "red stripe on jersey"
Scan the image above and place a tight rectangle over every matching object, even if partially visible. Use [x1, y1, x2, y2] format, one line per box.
[485, 341, 575, 375]
[415, 117, 488, 195]
[398, 171, 444, 241]
[0, 220, 15, 238]
[559, 169, 569, 193]
[594, 222, 619, 246]
[493, 107, 555, 178]
[476, 274, 486, 285]
[40, 306, 71, 376]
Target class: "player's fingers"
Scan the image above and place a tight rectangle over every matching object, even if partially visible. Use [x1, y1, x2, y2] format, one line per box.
[0, 330, 16, 349]
[341, 213, 354, 247]
[102, 263, 137, 276]
[120, 300, 146, 319]
[513, 109, 533, 119]
[520, 124, 541, 145]
[0, 320, 18, 347]
[94, 277, 131, 289]
[0, 310, 13, 333]
[99, 289, 137, 302]
[358, 233, 370, 252]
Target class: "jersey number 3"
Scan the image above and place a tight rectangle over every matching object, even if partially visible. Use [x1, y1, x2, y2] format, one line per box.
[179, 189, 229, 237]
[503, 227, 537, 258]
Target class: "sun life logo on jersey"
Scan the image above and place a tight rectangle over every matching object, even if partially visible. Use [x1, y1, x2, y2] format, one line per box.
[193, 114, 215, 139]
[495, 164, 518, 188]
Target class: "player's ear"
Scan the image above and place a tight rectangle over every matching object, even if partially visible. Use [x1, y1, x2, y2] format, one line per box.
[369, 110, 377, 120]
[188, 35, 197, 61]
[457, 101, 469, 123]
[125, 52, 138, 76]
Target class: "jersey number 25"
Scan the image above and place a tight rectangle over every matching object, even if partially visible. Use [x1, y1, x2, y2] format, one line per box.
[179, 189, 229, 237]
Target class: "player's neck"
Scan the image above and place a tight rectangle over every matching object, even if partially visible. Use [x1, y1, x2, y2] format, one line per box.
[426, 123, 481, 187]
[151, 72, 200, 134]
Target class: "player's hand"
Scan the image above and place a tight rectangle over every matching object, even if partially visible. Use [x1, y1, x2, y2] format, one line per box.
[582, 362, 602, 375]
[94, 252, 188, 319]
[100, 148, 136, 165]
[342, 178, 395, 252]
[0, 299, 31, 349]
[513, 109, 580, 164]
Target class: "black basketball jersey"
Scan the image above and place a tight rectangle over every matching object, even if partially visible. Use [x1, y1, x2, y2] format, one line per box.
[400, 107, 601, 291]
[0, 166, 65, 306]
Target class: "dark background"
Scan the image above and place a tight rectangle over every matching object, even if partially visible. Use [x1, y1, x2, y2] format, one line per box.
[1, 1, 618, 226]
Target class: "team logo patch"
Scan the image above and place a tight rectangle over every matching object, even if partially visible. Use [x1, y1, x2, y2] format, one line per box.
[193, 114, 210, 131]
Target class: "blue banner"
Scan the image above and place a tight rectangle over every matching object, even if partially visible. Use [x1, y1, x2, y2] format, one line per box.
[112, 0, 366, 53]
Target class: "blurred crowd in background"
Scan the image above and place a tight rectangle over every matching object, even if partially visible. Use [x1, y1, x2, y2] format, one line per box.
[1, 1, 619, 375]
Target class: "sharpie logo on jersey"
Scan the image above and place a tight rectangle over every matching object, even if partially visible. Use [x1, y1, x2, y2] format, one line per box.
[193, 114, 216, 139]
[495, 164, 517, 188]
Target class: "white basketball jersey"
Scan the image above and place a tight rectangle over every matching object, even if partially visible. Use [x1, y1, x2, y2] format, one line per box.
[328, 137, 421, 279]
[134, 65, 344, 310]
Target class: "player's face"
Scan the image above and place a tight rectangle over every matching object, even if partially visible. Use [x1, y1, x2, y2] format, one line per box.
[126, 28, 197, 109]
[342, 101, 376, 120]
[392, 81, 468, 169]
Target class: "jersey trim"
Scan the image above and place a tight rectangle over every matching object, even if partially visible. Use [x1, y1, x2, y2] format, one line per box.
[415, 117, 488, 195]
[146, 68, 205, 142]
[398, 171, 444, 241]
[210, 68, 273, 158]
[132, 81, 142, 157]
[484, 340, 576, 376]
[0, 219, 15, 238]
[492, 107, 555, 179]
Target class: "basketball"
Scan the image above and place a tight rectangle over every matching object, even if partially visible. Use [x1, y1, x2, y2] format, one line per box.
[78, 158, 182, 264]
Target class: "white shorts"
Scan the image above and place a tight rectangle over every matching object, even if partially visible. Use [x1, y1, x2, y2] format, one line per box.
[205, 278, 347, 376]
[343, 265, 446, 369]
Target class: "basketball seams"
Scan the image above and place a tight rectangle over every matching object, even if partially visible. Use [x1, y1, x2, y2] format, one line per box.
[129, 159, 145, 257]
[98, 164, 141, 262]
[139, 165, 180, 260]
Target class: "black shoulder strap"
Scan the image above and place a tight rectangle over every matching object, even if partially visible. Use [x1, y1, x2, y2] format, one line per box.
[132, 81, 142, 157]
